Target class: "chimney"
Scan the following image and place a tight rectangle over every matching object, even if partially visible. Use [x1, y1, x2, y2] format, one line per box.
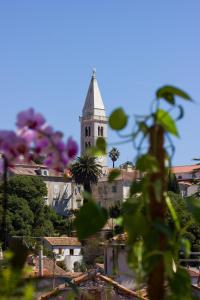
[38, 245, 43, 277]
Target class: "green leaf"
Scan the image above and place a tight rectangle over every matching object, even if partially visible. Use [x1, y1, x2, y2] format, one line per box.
[108, 169, 121, 182]
[164, 251, 174, 278]
[109, 108, 128, 130]
[96, 137, 106, 153]
[155, 109, 179, 136]
[24, 284, 34, 300]
[74, 202, 108, 239]
[89, 137, 107, 157]
[136, 154, 159, 172]
[169, 267, 192, 298]
[166, 195, 180, 231]
[130, 180, 143, 195]
[156, 86, 192, 103]
[123, 199, 148, 242]
[180, 238, 191, 258]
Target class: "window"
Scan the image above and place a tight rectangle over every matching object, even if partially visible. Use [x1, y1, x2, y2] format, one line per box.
[42, 169, 48, 176]
[70, 249, 74, 255]
[44, 196, 48, 205]
[98, 126, 100, 136]
[101, 126, 104, 137]
[88, 126, 91, 136]
[85, 127, 88, 137]
[88, 141, 91, 147]
[112, 185, 117, 193]
[178, 175, 182, 179]
[76, 199, 81, 208]
[59, 248, 62, 255]
[85, 142, 88, 149]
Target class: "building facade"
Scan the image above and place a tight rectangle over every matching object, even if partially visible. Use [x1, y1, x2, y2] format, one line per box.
[80, 70, 108, 167]
[92, 169, 141, 209]
[9, 162, 83, 216]
[43, 237, 82, 272]
[171, 165, 200, 197]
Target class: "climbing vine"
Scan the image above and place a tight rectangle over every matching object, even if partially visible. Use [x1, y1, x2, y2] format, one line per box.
[75, 85, 200, 299]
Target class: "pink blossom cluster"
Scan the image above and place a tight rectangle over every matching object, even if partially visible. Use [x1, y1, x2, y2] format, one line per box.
[0, 108, 78, 172]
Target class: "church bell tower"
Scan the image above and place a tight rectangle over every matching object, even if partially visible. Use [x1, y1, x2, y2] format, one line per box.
[80, 70, 108, 167]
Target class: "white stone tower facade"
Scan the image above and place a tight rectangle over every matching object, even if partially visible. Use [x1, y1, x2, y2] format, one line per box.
[80, 70, 108, 167]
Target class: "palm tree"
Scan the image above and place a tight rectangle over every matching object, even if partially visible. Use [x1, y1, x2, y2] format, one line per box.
[109, 147, 120, 168]
[70, 154, 102, 193]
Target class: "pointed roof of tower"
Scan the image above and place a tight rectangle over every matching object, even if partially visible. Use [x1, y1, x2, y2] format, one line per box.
[82, 69, 106, 117]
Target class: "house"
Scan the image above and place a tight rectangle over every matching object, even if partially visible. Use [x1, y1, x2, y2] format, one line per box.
[43, 237, 82, 272]
[171, 164, 200, 197]
[9, 161, 83, 216]
[104, 233, 136, 290]
[92, 169, 141, 209]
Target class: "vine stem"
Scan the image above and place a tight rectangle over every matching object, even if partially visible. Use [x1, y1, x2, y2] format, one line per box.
[2, 156, 8, 250]
[147, 125, 167, 300]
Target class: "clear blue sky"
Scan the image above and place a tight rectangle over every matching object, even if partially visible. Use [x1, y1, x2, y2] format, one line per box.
[0, 1, 199, 166]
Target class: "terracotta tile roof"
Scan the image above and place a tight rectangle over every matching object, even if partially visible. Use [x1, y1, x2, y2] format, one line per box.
[188, 269, 200, 278]
[44, 237, 81, 246]
[28, 256, 68, 277]
[9, 162, 64, 177]
[100, 169, 141, 182]
[171, 165, 200, 174]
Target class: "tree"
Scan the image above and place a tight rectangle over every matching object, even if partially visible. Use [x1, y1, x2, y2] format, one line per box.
[0, 175, 57, 241]
[109, 147, 120, 168]
[167, 192, 200, 252]
[167, 171, 180, 194]
[70, 154, 102, 193]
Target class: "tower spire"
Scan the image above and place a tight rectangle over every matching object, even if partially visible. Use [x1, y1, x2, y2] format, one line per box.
[82, 69, 105, 117]
[80, 71, 108, 167]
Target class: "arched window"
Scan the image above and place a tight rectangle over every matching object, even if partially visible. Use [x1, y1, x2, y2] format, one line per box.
[88, 141, 91, 147]
[101, 127, 104, 137]
[88, 126, 91, 136]
[98, 126, 100, 136]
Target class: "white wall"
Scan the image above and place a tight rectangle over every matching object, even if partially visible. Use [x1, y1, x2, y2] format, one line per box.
[104, 245, 135, 289]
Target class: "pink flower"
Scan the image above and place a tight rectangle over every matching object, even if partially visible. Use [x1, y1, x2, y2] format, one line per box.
[0, 108, 78, 173]
[66, 137, 78, 158]
[16, 108, 45, 130]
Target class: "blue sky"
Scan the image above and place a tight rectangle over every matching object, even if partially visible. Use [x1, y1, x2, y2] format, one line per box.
[0, 1, 199, 166]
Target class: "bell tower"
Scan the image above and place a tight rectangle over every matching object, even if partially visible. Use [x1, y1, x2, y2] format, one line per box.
[80, 70, 108, 167]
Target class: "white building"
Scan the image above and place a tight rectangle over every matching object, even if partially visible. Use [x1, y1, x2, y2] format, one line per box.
[43, 237, 82, 272]
[104, 233, 135, 289]
[80, 69, 108, 168]
[9, 162, 84, 216]
[171, 165, 200, 197]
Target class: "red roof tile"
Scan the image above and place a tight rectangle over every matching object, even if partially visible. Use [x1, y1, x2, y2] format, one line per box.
[171, 165, 200, 174]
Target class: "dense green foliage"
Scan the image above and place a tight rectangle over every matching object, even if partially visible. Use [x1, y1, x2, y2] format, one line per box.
[0, 175, 70, 241]
[70, 154, 102, 193]
[167, 192, 200, 252]
[168, 172, 180, 194]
